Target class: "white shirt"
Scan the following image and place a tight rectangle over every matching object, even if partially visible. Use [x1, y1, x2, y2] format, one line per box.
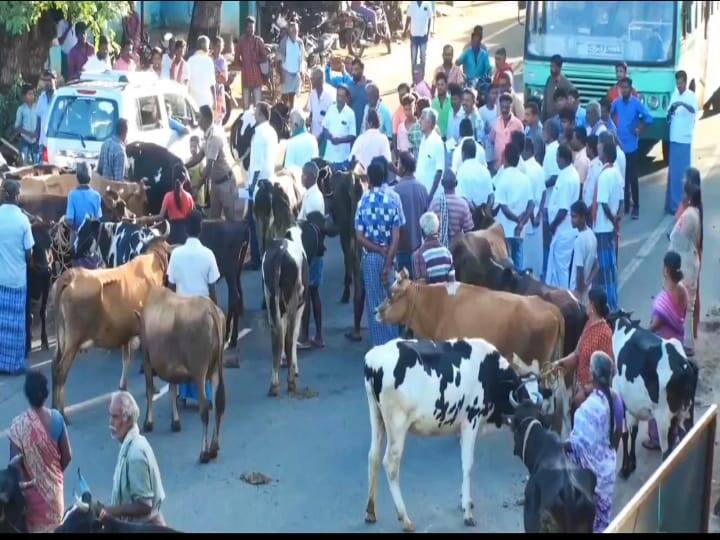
[478, 104, 498, 162]
[167, 238, 221, 298]
[82, 54, 112, 73]
[407, 1, 433, 37]
[451, 136, 487, 173]
[187, 51, 216, 108]
[548, 164, 581, 235]
[543, 140, 560, 181]
[416, 130, 446, 198]
[350, 128, 391, 171]
[669, 88, 698, 144]
[570, 228, 597, 301]
[583, 156, 603, 211]
[456, 158, 493, 207]
[282, 38, 302, 73]
[322, 104, 356, 164]
[614, 146, 626, 192]
[306, 84, 336, 138]
[57, 20, 77, 55]
[249, 121, 279, 181]
[494, 166, 533, 239]
[0, 204, 35, 289]
[298, 184, 325, 222]
[594, 165, 623, 234]
[523, 156, 546, 234]
[284, 131, 319, 170]
[36, 91, 54, 147]
[161, 53, 173, 79]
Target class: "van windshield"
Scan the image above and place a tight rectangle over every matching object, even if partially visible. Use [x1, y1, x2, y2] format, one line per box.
[47, 96, 119, 142]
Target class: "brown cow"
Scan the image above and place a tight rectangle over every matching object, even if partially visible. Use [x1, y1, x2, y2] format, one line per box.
[51, 241, 171, 418]
[451, 223, 511, 286]
[135, 287, 226, 464]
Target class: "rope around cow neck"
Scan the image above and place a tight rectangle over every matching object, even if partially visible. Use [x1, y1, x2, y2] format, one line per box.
[521, 417, 542, 467]
[50, 217, 72, 279]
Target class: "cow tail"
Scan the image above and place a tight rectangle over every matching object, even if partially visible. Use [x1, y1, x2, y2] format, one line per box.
[553, 314, 566, 363]
[213, 307, 226, 419]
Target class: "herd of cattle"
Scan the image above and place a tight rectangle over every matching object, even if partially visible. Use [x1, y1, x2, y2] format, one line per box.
[0, 104, 701, 533]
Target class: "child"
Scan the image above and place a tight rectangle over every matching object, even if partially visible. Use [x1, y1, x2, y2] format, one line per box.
[14, 85, 38, 165]
[569, 200, 597, 306]
[187, 136, 206, 208]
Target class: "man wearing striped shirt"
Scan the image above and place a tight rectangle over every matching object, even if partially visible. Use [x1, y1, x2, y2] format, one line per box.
[412, 212, 455, 284]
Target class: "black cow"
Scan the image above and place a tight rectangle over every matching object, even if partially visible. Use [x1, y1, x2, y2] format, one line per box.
[26, 222, 54, 354]
[0, 456, 29, 534]
[508, 402, 597, 533]
[611, 316, 698, 478]
[229, 104, 290, 171]
[18, 194, 67, 223]
[126, 142, 184, 215]
[74, 219, 170, 268]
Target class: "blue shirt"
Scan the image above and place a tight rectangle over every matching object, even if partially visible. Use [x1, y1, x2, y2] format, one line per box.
[97, 136, 127, 181]
[324, 64, 353, 89]
[457, 47, 491, 81]
[363, 101, 393, 138]
[0, 204, 34, 289]
[575, 106, 587, 129]
[66, 186, 102, 230]
[348, 78, 369, 135]
[354, 188, 402, 248]
[610, 96, 652, 153]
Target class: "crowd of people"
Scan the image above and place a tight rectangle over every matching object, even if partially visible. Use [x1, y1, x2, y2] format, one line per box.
[0, 1, 708, 533]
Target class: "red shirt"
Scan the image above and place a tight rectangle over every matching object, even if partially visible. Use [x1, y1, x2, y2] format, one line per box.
[162, 189, 195, 220]
[236, 34, 267, 90]
[492, 62, 514, 86]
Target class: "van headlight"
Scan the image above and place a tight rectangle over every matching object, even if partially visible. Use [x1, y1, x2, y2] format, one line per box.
[647, 95, 660, 110]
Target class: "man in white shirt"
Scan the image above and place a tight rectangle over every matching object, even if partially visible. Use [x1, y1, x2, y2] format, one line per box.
[160, 33, 174, 79]
[542, 118, 561, 183]
[278, 21, 305, 109]
[82, 35, 112, 73]
[545, 144, 580, 289]
[666, 69, 698, 214]
[187, 36, 216, 109]
[456, 139, 493, 209]
[479, 84, 499, 171]
[35, 70, 56, 158]
[284, 109, 319, 170]
[404, 1, 433, 79]
[582, 135, 603, 218]
[521, 136, 546, 278]
[450, 117, 487, 173]
[569, 200, 597, 306]
[249, 102, 279, 192]
[494, 144, 534, 269]
[306, 67, 336, 143]
[416, 107, 445, 200]
[322, 84, 356, 170]
[350, 110, 391, 172]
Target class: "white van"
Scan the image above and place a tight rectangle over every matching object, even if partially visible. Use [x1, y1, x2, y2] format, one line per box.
[44, 71, 202, 169]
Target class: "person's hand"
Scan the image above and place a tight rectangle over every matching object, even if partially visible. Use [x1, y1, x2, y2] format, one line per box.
[552, 359, 564, 373]
[514, 224, 523, 238]
[382, 262, 392, 284]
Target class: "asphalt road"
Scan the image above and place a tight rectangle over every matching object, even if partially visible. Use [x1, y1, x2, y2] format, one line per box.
[2, 2, 720, 532]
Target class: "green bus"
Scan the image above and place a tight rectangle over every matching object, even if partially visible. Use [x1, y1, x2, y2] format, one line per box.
[521, 1, 720, 160]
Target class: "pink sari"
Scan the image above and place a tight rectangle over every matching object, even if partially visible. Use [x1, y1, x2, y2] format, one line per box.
[651, 289, 685, 341]
[8, 409, 64, 533]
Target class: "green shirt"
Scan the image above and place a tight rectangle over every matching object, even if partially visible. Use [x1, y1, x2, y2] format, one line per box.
[431, 95, 452, 138]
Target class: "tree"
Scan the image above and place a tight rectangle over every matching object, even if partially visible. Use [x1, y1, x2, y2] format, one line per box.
[187, 1, 222, 53]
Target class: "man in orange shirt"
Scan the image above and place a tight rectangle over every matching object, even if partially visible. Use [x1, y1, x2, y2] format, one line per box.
[491, 93, 524, 168]
[392, 83, 412, 137]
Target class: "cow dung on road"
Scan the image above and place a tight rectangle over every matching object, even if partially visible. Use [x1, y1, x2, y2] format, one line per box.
[240, 472, 274, 486]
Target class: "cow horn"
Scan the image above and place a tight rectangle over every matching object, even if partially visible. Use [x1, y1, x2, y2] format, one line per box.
[509, 389, 519, 409]
[9, 454, 23, 467]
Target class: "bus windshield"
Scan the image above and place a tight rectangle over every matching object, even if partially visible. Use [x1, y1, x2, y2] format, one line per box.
[525, 1, 676, 65]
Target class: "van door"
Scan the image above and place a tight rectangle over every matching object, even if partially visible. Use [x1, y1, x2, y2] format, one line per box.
[165, 92, 203, 162]
[133, 94, 171, 148]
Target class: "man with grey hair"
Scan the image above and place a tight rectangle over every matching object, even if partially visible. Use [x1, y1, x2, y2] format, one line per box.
[101, 391, 166, 526]
[412, 211, 455, 283]
[305, 66, 336, 147]
[362, 83, 393, 138]
[416, 107, 445, 200]
[284, 108, 319, 169]
[187, 35, 216, 109]
[585, 100, 607, 137]
[428, 170, 474, 248]
[278, 21, 306, 109]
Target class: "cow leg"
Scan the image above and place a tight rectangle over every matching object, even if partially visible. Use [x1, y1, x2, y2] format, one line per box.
[118, 344, 131, 391]
[340, 233, 352, 303]
[169, 383, 181, 432]
[25, 286, 32, 357]
[209, 368, 224, 459]
[365, 391, 385, 524]
[383, 415, 413, 532]
[52, 340, 81, 421]
[198, 376, 211, 464]
[142, 357, 155, 433]
[268, 325, 284, 397]
[40, 279, 50, 351]
[656, 411, 673, 460]
[620, 414, 638, 479]
[628, 421, 639, 475]
[285, 302, 303, 394]
[459, 422, 478, 527]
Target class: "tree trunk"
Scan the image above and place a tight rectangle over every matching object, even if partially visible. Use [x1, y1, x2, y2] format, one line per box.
[187, 0, 223, 52]
[0, 11, 56, 88]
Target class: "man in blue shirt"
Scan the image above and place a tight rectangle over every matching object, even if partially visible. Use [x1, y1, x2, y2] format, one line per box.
[66, 161, 102, 231]
[348, 58, 369, 135]
[97, 119, 128, 181]
[610, 77, 652, 219]
[324, 59, 353, 89]
[455, 28, 491, 85]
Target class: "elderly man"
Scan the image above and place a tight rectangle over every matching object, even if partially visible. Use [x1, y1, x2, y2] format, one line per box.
[362, 83, 393, 139]
[415, 107, 445, 200]
[278, 21, 306, 109]
[97, 118, 128, 181]
[412, 211, 455, 283]
[429, 171, 474, 248]
[305, 67, 336, 152]
[350, 110, 391, 173]
[284, 109, 319, 170]
[188, 36, 216, 110]
[392, 151, 429, 277]
[0, 181, 34, 375]
[100, 391, 166, 526]
[451, 117, 487, 174]
[235, 16, 267, 109]
[585, 100, 608, 137]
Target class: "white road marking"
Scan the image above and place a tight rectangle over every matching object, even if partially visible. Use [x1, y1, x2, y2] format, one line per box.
[31, 359, 53, 369]
[618, 215, 673, 292]
[484, 20, 521, 45]
[153, 384, 170, 402]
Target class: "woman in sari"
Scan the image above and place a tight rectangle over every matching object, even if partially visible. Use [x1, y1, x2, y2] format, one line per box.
[8, 372, 71, 532]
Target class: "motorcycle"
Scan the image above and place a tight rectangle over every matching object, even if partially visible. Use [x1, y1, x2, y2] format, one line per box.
[337, 10, 367, 58]
[365, 1, 393, 53]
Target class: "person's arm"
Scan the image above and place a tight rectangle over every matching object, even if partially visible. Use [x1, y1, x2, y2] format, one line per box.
[635, 101, 652, 136]
[101, 456, 154, 521]
[554, 350, 578, 371]
[356, 230, 387, 256]
[515, 200, 534, 236]
[209, 283, 218, 306]
[102, 501, 152, 521]
[601, 202, 616, 225]
[461, 202, 474, 232]
[65, 193, 76, 229]
[549, 209, 567, 236]
[59, 21, 72, 45]
[383, 227, 400, 284]
[574, 263, 586, 297]
[428, 169, 443, 201]
[455, 49, 465, 67]
[649, 315, 663, 333]
[58, 424, 72, 471]
[404, 14, 411, 36]
[185, 148, 206, 169]
[531, 190, 546, 227]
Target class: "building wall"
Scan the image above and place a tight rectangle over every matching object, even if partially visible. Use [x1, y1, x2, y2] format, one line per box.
[138, 1, 257, 36]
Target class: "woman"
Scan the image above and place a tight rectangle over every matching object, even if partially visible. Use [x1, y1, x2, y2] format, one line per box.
[8, 372, 71, 532]
[211, 36, 229, 125]
[553, 288, 614, 414]
[669, 180, 702, 357]
[564, 351, 621, 533]
[144, 165, 195, 245]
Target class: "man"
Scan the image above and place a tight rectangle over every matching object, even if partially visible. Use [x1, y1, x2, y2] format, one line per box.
[66, 161, 102, 232]
[598, 130, 625, 235]
[451, 117, 487, 173]
[593, 141, 622, 311]
[492, 47, 514, 87]
[405, 0, 433, 78]
[444, 83, 464, 143]
[322, 84, 357, 171]
[666, 70, 697, 214]
[551, 88, 569, 126]
[494, 144, 534, 269]
[545, 144, 581, 289]
[412, 211, 456, 284]
[459, 87, 485, 142]
[456, 28, 491, 84]
[558, 109, 575, 146]
[392, 83, 412, 136]
[284, 109, 319, 170]
[324, 56, 354, 89]
[235, 16, 267, 109]
[479, 84, 499, 171]
[606, 61, 637, 111]
[456, 139, 493, 209]
[83, 35, 112, 73]
[542, 118, 561, 185]
[599, 97, 618, 139]
[0, 181, 34, 375]
[571, 126, 590, 185]
[362, 83, 393, 138]
[411, 67, 432, 100]
[248, 100, 279, 192]
[415, 108, 445, 201]
[278, 21, 305, 109]
[568, 88, 586, 129]
[97, 119, 128, 181]
[188, 36, 216, 110]
[434, 44, 464, 88]
[492, 92, 524, 169]
[521, 136, 546, 278]
[498, 72, 523, 119]
[14, 85, 38, 165]
[583, 135, 603, 224]
[121, 1, 142, 55]
[392, 152, 429, 278]
[113, 40, 137, 72]
[542, 54, 575, 121]
[348, 58, 369, 135]
[429, 171, 474, 248]
[351, 1, 378, 29]
[569, 200, 597, 306]
[67, 22, 95, 80]
[169, 39, 189, 85]
[160, 33, 175, 79]
[610, 77, 652, 219]
[350, 110, 391, 172]
[431, 72, 452, 139]
[585, 100, 608, 137]
[523, 100, 544, 150]
[35, 70, 56, 160]
[305, 67, 336, 155]
[101, 391, 166, 525]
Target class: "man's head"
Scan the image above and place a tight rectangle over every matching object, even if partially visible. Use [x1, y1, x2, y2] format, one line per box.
[367, 160, 385, 188]
[570, 126, 587, 152]
[289, 108, 307, 132]
[397, 82, 410, 101]
[174, 39, 187, 59]
[442, 44, 454, 66]
[556, 144, 572, 169]
[197, 35, 210, 53]
[288, 21, 299, 40]
[449, 83, 463, 111]
[21, 84, 35, 105]
[151, 47, 163, 69]
[470, 27, 482, 48]
[255, 101, 270, 123]
[75, 22, 87, 45]
[570, 200, 589, 230]
[567, 88, 580, 112]
[420, 211, 440, 238]
[675, 70, 687, 93]
[600, 137, 617, 165]
[524, 101, 539, 128]
[498, 92, 513, 118]
[435, 71, 448, 96]
[109, 391, 139, 442]
[459, 117, 474, 139]
[441, 170, 458, 193]
[76, 161, 92, 185]
[415, 98, 430, 120]
[420, 107, 437, 134]
[199, 105, 213, 131]
[366, 108, 380, 130]
[553, 88, 568, 111]
[586, 134, 598, 160]
[498, 72, 512, 95]
[586, 100, 600, 127]
[600, 97, 612, 120]
[504, 143, 520, 168]
[336, 84, 350, 108]
[1, 180, 20, 204]
[397, 151, 416, 177]
[311, 67, 325, 90]
[559, 108, 575, 138]
[366, 83, 380, 107]
[412, 67, 424, 85]
[190, 135, 200, 155]
[117, 118, 129, 142]
[619, 77, 633, 100]
[40, 70, 57, 94]
[461, 137, 476, 161]
[120, 39, 134, 60]
[543, 118, 560, 143]
[187, 209, 203, 237]
[352, 58, 364, 82]
[495, 47, 507, 66]
[97, 35, 109, 59]
[212, 36, 224, 57]
[615, 61, 628, 82]
[462, 88, 476, 114]
[400, 94, 415, 121]
[550, 54, 563, 78]
[510, 130, 525, 155]
[486, 83, 499, 107]
[245, 16, 256, 36]
[302, 161, 319, 189]
[522, 135, 535, 161]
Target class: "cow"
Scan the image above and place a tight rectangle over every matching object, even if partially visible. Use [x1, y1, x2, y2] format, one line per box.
[507, 401, 597, 533]
[253, 169, 305, 260]
[261, 225, 308, 397]
[51, 241, 172, 418]
[0, 455, 33, 534]
[611, 316, 699, 478]
[135, 287, 226, 463]
[18, 194, 67, 223]
[229, 104, 290, 171]
[26, 222, 55, 353]
[363, 337, 526, 531]
[451, 223, 511, 286]
[126, 141, 184, 215]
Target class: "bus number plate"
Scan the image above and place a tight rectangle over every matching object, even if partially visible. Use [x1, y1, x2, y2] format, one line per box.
[579, 41, 621, 59]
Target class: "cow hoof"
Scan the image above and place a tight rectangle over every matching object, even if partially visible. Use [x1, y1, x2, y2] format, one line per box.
[464, 517, 476, 527]
[41, 341, 50, 351]
[199, 451, 210, 464]
[143, 421, 154, 433]
[288, 381, 297, 393]
[620, 467, 632, 480]
[365, 512, 377, 524]
[268, 384, 280, 397]
[171, 420, 182, 432]
[401, 521, 415, 533]
[208, 447, 219, 460]
[340, 292, 350, 304]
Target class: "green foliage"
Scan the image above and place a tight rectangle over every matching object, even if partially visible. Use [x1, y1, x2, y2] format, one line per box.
[0, 75, 23, 140]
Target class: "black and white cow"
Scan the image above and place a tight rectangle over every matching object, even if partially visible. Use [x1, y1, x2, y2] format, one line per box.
[74, 219, 170, 268]
[229, 104, 290, 171]
[261, 225, 308, 397]
[612, 317, 699, 478]
[126, 142, 184, 215]
[363, 337, 524, 532]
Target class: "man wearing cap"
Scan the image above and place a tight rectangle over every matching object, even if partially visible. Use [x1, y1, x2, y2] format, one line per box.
[284, 109, 319, 169]
[35, 70, 57, 161]
[0, 181, 34, 374]
[235, 16, 267, 109]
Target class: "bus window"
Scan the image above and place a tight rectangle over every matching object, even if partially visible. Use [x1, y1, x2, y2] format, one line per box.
[683, 1, 692, 36]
